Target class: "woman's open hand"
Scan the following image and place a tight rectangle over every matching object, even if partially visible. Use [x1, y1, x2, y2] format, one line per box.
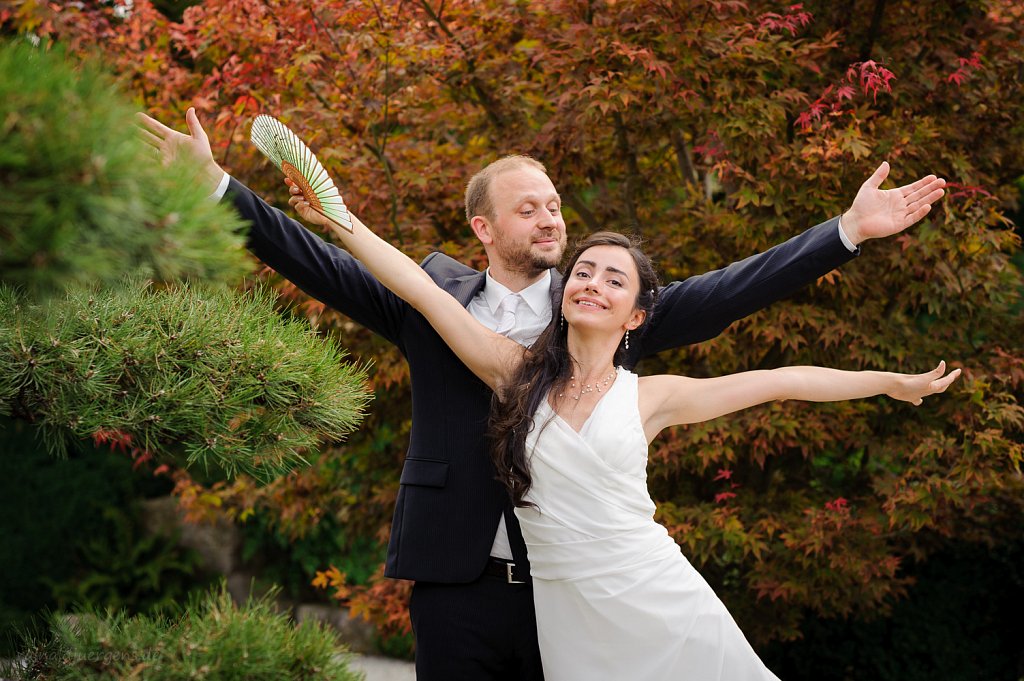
[887, 361, 961, 405]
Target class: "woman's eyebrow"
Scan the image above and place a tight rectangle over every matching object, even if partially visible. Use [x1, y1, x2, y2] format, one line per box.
[604, 266, 630, 279]
[575, 261, 630, 279]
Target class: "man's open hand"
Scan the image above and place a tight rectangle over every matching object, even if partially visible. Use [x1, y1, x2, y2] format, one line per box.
[136, 107, 224, 195]
[841, 162, 946, 245]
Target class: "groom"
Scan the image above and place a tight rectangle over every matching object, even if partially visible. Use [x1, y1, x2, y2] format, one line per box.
[139, 108, 945, 681]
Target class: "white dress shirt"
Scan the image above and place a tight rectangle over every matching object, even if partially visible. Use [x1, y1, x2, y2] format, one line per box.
[467, 270, 553, 348]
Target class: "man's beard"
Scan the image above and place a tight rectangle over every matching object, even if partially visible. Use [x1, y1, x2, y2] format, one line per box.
[494, 233, 565, 277]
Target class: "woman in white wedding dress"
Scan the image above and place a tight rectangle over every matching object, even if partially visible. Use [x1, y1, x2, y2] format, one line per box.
[292, 197, 959, 680]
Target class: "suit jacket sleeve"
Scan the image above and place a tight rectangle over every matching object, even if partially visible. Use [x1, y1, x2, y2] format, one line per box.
[639, 216, 856, 357]
[226, 177, 409, 348]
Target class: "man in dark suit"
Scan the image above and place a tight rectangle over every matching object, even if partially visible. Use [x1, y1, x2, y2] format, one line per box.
[139, 108, 945, 681]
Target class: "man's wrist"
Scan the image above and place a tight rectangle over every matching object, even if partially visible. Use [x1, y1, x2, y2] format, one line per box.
[837, 216, 858, 252]
[209, 169, 230, 201]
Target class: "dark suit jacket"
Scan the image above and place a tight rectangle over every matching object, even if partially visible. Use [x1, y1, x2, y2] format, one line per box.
[229, 177, 857, 583]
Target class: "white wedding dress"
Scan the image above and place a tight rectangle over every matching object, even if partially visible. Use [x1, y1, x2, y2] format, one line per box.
[516, 368, 780, 681]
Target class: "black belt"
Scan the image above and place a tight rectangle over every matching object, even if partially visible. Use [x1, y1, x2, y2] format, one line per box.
[485, 557, 529, 584]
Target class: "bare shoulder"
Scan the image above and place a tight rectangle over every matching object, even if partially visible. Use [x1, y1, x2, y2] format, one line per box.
[637, 374, 701, 443]
[637, 374, 698, 411]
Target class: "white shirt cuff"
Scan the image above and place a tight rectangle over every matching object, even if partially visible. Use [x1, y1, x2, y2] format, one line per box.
[837, 217, 857, 252]
[210, 171, 230, 201]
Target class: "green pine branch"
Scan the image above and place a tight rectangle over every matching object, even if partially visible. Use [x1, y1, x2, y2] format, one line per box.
[3, 281, 371, 481]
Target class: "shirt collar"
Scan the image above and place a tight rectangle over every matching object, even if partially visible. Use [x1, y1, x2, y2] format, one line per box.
[482, 269, 553, 316]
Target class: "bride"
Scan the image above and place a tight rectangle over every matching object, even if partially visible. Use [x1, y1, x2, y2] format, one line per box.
[290, 184, 959, 680]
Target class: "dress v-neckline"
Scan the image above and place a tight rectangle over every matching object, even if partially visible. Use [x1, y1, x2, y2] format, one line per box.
[545, 367, 622, 436]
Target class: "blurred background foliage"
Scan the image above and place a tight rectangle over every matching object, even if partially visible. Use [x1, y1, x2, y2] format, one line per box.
[1, 0, 1022, 676]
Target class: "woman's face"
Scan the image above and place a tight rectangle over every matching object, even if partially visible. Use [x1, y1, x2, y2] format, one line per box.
[561, 245, 646, 336]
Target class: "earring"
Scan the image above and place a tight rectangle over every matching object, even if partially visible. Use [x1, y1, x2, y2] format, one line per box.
[559, 312, 565, 330]
[624, 329, 630, 350]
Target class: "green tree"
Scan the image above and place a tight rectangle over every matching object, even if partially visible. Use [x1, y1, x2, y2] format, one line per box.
[0, 39, 371, 477]
[0, 36, 371, 669]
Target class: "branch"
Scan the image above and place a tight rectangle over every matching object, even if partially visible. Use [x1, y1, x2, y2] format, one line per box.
[304, 0, 345, 57]
[859, 0, 887, 61]
[695, 2, 714, 42]
[3, 283, 371, 480]
[367, 19, 403, 246]
[220, 119, 239, 169]
[613, 111, 641, 230]
[302, 83, 404, 245]
[374, 146, 404, 247]
[562, 191, 600, 234]
[669, 126, 700, 188]
[416, 0, 508, 130]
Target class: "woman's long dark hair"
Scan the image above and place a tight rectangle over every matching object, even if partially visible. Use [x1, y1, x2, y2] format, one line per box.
[488, 231, 661, 506]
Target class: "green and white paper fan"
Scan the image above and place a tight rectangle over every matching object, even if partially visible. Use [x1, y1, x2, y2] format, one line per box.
[250, 114, 353, 233]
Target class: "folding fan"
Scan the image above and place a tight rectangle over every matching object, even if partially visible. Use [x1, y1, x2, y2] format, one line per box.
[249, 114, 353, 233]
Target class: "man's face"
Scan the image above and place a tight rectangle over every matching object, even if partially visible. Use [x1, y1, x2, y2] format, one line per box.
[484, 166, 568, 277]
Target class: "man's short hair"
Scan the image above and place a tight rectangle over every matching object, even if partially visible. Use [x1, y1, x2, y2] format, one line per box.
[464, 155, 547, 223]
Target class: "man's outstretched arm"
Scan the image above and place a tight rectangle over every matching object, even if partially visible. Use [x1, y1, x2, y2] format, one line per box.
[635, 162, 946, 359]
[136, 108, 411, 346]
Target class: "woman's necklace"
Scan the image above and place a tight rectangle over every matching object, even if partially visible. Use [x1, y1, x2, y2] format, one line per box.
[557, 369, 616, 401]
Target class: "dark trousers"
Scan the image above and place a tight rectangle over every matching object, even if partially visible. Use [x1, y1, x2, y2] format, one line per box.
[410, 573, 544, 681]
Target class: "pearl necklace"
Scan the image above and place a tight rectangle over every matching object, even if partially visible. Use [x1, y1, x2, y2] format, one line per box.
[557, 370, 616, 401]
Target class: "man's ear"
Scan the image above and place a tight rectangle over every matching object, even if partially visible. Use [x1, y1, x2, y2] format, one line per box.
[627, 309, 647, 331]
[470, 215, 495, 245]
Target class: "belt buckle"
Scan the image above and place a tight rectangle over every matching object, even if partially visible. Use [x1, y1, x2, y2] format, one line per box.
[506, 562, 525, 584]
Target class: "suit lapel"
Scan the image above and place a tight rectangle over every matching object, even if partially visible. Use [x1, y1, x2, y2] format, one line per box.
[549, 268, 564, 309]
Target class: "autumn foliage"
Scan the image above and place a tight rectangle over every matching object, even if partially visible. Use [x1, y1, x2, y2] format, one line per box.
[8, 0, 1022, 650]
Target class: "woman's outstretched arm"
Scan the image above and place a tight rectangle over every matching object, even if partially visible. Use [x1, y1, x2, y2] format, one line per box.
[288, 180, 523, 392]
[638, 362, 961, 442]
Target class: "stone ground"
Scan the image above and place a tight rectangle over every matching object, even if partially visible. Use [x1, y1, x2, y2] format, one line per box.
[346, 654, 416, 680]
